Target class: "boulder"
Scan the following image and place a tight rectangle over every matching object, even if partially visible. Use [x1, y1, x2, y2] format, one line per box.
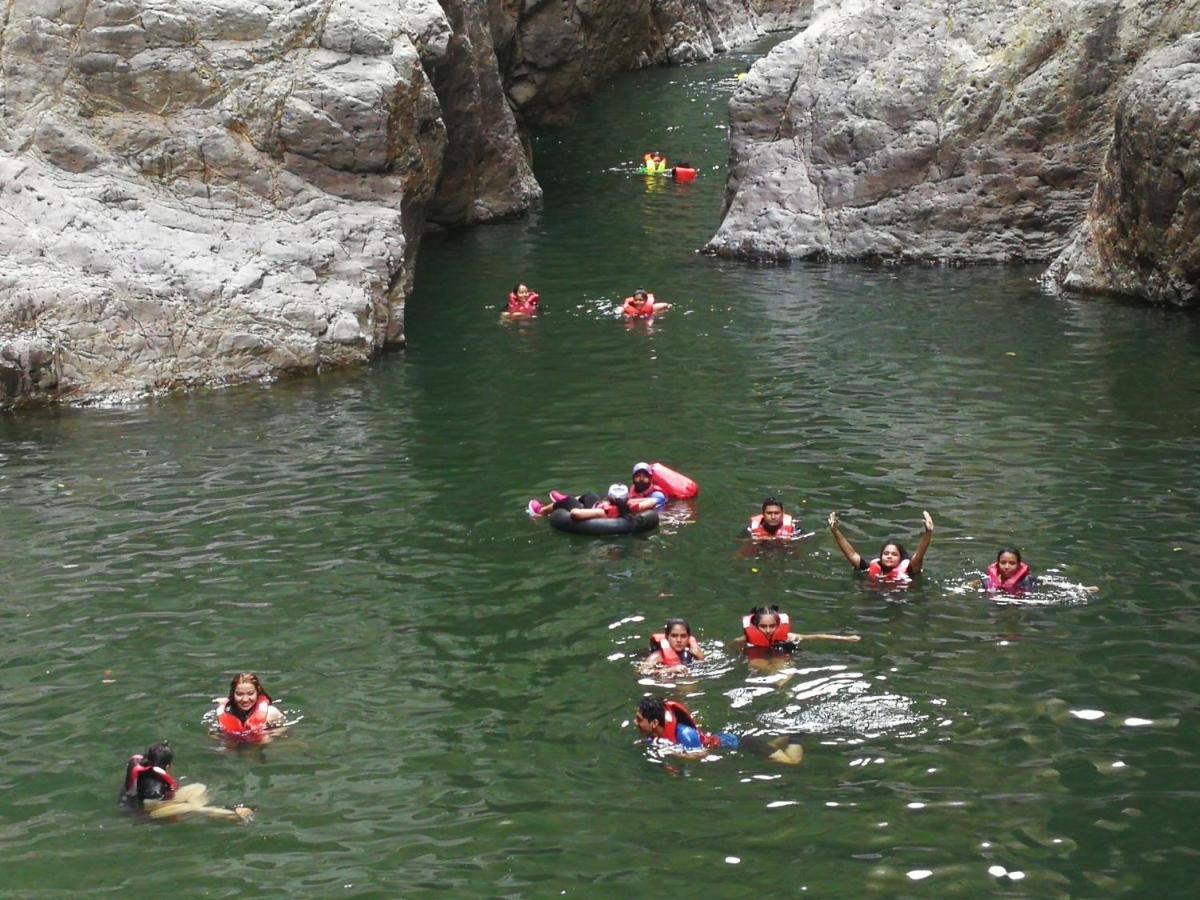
[706, 0, 1200, 265]
[1045, 33, 1200, 307]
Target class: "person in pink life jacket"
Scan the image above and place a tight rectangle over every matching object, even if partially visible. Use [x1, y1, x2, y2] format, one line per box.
[502, 283, 540, 319]
[639, 618, 705, 675]
[828, 510, 934, 584]
[971, 548, 1099, 595]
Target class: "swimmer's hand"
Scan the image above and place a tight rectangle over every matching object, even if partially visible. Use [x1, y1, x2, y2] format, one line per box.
[234, 806, 253, 821]
[827, 511, 839, 530]
[922, 510, 934, 533]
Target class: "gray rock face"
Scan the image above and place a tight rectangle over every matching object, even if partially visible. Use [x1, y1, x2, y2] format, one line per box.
[0, 0, 537, 405]
[706, 0, 1200, 264]
[1045, 34, 1200, 306]
[491, 0, 812, 126]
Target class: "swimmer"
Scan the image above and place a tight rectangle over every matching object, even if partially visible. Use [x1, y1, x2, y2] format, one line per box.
[639, 618, 705, 675]
[621, 289, 671, 319]
[120, 740, 251, 822]
[641, 151, 668, 173]
[213, 673, 284, 740]
[971, 547, 1099, 595]
[828, 510, 934, 584]
[629, 462, 668, 509]
[564, 483, 657, 522]
[633, 697, 804, 765]
[502, 283, 539, 319]
[748, 497, 797, 539]
[732, 606, 861, 660]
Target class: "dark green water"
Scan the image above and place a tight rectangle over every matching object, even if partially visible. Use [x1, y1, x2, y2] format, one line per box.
[4, 42, 1200, 897]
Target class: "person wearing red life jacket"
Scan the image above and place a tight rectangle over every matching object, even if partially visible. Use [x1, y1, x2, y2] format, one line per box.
[213, 672, 284, 740]
[633, 697, 803, 764]
[621, 289, 671, 318]
[560, 483, 658, 522]
[629, 462, 668, 509]
[639, 618, 705, 675]
[748, 497, 796, 539]
[828, 510, 934, 584]
[120, 740, 252, 821]
[972, 547, 1099, 596]
[503, 283, 539, 319]
[732, 606, 860, 669]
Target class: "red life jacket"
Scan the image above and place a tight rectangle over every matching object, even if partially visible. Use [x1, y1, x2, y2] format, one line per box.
[124, 754, 177, 798]
[507, 291, 539, 315]
[630, 481, 664, 502]
[217, 693, 273, 737]
[985, 561, 1030, 592]
[658, 700, 720, 748]
[649, 633, 694, 667]
[622, 293, 657, 317]
[867, 557, 911, 582]
[742, 612, 792, 648]
[748, 513, 795, 539]
[672, 167, 697, 183]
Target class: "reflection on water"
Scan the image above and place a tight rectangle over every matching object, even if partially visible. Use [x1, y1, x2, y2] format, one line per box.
[2, 35, 1200, 898]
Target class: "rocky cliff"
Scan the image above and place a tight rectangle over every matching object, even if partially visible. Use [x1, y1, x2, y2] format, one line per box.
[0, 0, 807, 406]
[1045, 33, 1199, 307]
[706, 0, 1200, 279]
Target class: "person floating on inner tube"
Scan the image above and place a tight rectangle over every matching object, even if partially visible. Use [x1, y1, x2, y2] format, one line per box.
[630, 462, 668, 509]
[641, 150, 668, 174]
[828, 510, 934, 585]
[748, 497, 796, 539]
[621, 289, 670, 319]
[732, 606, 860, 670]
[120, 740, 252, 821]
[633, 697, 804, 765]
[639, 618, 705, 676]
[669, 161, 697, 183]
[968, 547, 1099, 596]
[503, 282, 539, 319]
[529, 484, 656, 520]
[213, 672, 284, 741]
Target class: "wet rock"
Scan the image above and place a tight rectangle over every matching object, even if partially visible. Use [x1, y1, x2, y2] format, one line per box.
[491, 0, 812, 126]
[1045, 34, 1200, 307]
[706, 0, 1200, 266]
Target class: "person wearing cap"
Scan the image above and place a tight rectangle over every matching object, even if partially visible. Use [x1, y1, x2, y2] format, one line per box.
[566, 483, 658, 521]
[629, 463, 667, 509]
[621, 289, 670, 318]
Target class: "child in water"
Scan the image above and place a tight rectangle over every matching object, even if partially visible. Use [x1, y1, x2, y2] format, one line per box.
[120, 741, 251, 822]
[621, 289, 670, 318]
[503, 283, 539, 319]
[828, 510, 934, 584]
[639, 618, 705, 675]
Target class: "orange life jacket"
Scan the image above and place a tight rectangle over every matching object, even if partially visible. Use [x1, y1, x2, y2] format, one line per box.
[649, 633, 695, 667]
[748, 513, 795, 539]
[217, 693, 273, 738]
[867, 558, 911, 582]
[123, 754, 177, 800]
[622, 293, 657, 317]
[507, 290, 539, 315]
[742, 612, 792, 648]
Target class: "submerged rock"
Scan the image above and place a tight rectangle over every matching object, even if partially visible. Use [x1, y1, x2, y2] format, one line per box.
[706, 0, 1200, 267]
[1045, 34, 1200, 307]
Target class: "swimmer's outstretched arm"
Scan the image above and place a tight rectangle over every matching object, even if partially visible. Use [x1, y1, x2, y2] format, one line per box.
[828, 511, 862, 568]
[908, 511, 934, 576]
[638, 651, 665, 674]
[788, 633, 861, 643]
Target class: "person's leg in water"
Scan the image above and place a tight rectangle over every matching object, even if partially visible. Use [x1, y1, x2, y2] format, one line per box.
[735, 734, 804, 765]
[145, 783, 252, 821]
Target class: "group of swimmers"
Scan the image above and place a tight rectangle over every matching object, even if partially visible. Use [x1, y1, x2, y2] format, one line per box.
[527, 464, 1099, 762]
[119, 672, 285, 822]
[503, 283, 670, 321]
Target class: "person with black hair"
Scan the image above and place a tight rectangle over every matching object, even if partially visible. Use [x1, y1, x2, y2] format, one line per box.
[748, 497, 796, 539]
[639, 618, 705, 675]
[828, 510, 934, 584]
[730, 606, 860, 670]
[119, 741, 252, 822]
[633, 697, 803, 765]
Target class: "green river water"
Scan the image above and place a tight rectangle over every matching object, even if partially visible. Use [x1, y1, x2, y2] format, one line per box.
[3, 40, 1200, 898]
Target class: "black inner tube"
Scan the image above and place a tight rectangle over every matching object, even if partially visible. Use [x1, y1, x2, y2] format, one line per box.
[548, 508, 659, 535]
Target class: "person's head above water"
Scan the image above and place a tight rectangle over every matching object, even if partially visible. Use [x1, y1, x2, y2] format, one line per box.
[995, 547, 1023, 577]
[143, 740, 174, 769]
[748, 605, 784, 634]
[607, 483, 629, 503]
[227, 672, 266, 712]
[631, 289, 649, 304]
[652, 151, 664, 160]
[632, 462, 654, 490]
[512, 283, 530, 297]
[634, 696, 667, 735]
[662, 618, 693, 653]
[877, 541, 908, 570]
